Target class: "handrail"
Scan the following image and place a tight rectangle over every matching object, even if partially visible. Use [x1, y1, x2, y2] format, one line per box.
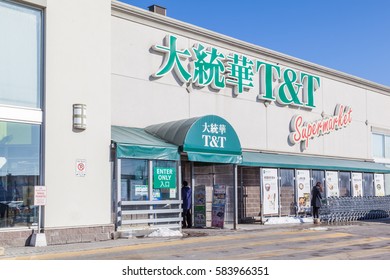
[117, 200, 182, 228]
[121, 217, 182, 225]
[121, 208, 182, 215]
[120, 200, 182, 206]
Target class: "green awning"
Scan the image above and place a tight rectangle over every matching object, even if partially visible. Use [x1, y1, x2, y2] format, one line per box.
[186, 152, 242, 164]
[111, 126, 179, 160]
[241, 151, 390, 173]
[145, 115, 242, 164]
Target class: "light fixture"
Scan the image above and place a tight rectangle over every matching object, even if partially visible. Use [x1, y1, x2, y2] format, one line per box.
[73, 104, 87, 130]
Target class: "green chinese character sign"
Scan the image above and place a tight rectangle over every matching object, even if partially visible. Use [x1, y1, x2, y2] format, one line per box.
[153, 167, 176, 189]
[226, 53, 255, 94]
[152, 35, 191, 82]
[192, 43, 225, 89]
[152, 34, 321, 109]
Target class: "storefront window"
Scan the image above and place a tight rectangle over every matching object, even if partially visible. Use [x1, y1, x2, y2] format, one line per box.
[281, 169, 294, 187]
[372, 134, 384, 158]
[152, 160, 177, 200]
[339, 172, 351, 197]
[312, 170, 325, 197]
[372, 133, 390, 160]
[0, 1, 42, 108]
[280, 169, 295, 216]
[385, 136, 390, 159]
[363, 173, 374, 196]
[385, 174, 390, 196]
[0, 122, 41, 228]
[120, 159, 149, 201]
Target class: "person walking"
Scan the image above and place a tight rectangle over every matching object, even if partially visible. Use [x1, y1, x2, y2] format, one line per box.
[181, 180, 192, 228]
[311, 182, 322, 224]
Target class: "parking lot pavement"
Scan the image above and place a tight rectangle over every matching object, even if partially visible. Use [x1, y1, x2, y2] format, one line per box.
[0, 223, 301, 258]
[1, 219, 390, 259]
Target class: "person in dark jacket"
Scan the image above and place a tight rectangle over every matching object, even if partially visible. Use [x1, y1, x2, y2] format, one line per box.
[181, 181, 192, 228]
[311, 182, 323, 224]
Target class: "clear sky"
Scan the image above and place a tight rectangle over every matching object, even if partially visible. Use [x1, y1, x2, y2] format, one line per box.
[118, 0, 390, 87]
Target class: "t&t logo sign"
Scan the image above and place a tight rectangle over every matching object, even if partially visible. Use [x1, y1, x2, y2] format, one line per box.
[201, 122, 227, 149]
[257, 61, 320, 109]
[152, 35, 321, 109]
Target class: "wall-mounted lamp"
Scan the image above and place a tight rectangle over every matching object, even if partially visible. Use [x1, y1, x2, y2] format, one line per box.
[73, 104, 87, 130]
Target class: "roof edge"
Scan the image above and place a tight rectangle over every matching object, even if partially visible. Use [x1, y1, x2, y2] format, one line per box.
[112, 1, 390, 95]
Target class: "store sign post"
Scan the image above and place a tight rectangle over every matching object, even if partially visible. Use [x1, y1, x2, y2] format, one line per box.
[31, 186, 47, 247]
[152, 35, 321, 108]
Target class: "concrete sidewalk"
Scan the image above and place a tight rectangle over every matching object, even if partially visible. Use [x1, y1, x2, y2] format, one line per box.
[0, 222, 316, 259]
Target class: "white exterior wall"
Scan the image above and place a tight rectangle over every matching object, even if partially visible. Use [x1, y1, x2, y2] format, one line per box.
[111, 4, 390, 163]
[44, 0, 111, 227]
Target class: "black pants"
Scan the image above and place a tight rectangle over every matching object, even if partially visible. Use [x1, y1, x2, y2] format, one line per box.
[313, 206, 320, 219]
[182, 209, 192, 228]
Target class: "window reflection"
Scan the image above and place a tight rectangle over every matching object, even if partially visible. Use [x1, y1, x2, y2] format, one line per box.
[121, 159, 149, 201]
[0, 1, 42, 108]
[339, 172, 351, 197]
[0, 122, 40, 228]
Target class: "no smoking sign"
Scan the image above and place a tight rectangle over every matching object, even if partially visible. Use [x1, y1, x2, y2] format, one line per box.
[76, 159, 87, 177]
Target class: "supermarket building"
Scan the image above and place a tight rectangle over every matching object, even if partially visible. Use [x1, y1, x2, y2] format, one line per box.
[1, 0, 390, 247]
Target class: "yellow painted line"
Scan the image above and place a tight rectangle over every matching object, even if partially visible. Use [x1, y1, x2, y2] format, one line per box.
[308, 244, 390, 260]
[188, 232, 351, 254]
[217, 236, 390, 260]
[97, 232, 352, 260]
[117, 233, 351, 259]
[2, 229, 327, 260]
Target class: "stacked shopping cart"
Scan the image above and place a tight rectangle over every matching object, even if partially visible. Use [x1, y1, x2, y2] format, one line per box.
[319, 196, 390, 223]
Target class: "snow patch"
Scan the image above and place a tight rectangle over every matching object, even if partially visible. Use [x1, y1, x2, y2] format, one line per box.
[147, 228, 183, 237]
[308, 227, 328, 231]
[263, 217, 313, 224]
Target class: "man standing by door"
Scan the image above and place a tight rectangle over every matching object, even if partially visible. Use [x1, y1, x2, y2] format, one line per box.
[181, 181, 192, 228]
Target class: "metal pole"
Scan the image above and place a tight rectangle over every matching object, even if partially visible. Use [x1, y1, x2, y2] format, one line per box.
[233, 164, 238, 230]
[191, 161, 195, 228]
[116, 158, 122, 229]
[38, 205, 42, 233]
[260, 168, 264, 224]
[149, 160, 153, 224]
[278, 168, 281, 217]
[178, 159, 182, 231]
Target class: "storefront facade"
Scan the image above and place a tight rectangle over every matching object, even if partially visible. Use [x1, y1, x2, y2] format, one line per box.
[111, 1, 390, 228]
[0, 0, 112, 246]
[1, 0, 390, 246]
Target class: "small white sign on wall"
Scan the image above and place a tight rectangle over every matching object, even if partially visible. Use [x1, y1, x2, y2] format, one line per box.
[76, 159, 87, 177]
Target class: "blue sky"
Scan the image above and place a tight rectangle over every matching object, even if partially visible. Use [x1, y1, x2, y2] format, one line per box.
[118, 0, 390, 87]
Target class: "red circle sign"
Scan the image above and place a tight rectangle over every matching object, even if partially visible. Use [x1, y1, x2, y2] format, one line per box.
[77, 162, 85, 171]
